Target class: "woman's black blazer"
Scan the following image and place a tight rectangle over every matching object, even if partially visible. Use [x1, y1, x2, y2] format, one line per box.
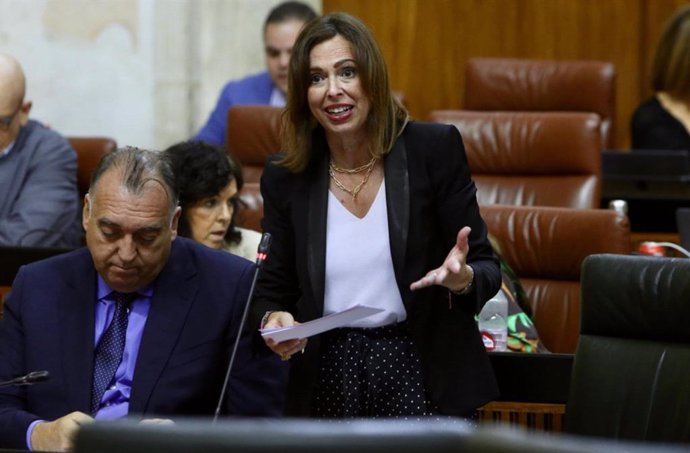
[253, 121, 501, 416]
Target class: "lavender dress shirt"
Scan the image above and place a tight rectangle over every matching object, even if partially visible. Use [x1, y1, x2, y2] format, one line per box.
[26, 276, 152, 449]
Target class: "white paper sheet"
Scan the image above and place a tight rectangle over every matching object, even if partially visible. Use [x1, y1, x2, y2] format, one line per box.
[260, 305, 384, 342]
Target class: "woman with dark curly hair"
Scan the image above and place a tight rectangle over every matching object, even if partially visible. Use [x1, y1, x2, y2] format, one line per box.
[164, 141, 261, 261]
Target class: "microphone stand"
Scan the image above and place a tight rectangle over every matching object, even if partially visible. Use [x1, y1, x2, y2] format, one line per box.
[212, 233, 271, 423]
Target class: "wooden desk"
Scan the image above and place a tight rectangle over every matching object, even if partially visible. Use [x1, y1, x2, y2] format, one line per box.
[479, 352, 573, 432]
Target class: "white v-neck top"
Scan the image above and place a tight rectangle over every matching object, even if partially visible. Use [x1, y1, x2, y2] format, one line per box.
[324, 180, 407, 327]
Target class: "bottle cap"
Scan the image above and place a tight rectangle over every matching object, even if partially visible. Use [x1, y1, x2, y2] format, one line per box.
[608, 199, 628, 215]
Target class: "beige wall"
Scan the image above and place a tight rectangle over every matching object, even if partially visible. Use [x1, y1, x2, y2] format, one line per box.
[0, 0, 320, 149]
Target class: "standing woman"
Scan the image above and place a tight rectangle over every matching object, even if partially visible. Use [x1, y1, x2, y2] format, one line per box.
[253, 13, 500, 418]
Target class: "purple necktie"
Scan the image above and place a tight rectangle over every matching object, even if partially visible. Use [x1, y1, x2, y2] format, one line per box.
[91, 292, 135, 415]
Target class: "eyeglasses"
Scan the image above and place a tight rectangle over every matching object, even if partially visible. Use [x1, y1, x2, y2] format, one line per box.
[0, 102, 22, 132]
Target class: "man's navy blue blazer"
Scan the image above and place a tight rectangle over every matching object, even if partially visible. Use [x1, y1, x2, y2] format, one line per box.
[0, 237, 286, 449]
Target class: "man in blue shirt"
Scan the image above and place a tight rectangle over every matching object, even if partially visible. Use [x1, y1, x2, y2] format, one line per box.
[194, 1, 317, 146]
[0, 147, 286, 451]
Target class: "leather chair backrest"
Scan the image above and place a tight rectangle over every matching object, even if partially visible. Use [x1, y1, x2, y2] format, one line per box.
[464, 57, 616, 148]
[430, 111, 602, 209]
[565, 254, 690, 442]
[480, 205, 630, 353]
[226, 105, 283, 184]
[225, 106, 283, 232]
[67, 136, 117, 199]
[234, 182, 262, 233]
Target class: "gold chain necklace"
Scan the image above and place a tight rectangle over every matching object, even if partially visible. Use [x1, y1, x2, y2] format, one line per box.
[328, 157, 377, 201]
[329, 156, 377, 174]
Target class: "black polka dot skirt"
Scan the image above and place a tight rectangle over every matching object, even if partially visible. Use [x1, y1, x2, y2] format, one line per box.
[312, 322, 437, 418]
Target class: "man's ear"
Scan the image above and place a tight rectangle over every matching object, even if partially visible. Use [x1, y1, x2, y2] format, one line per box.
[170, 206, 182, 240]
[17, 101, 32, 126]
[82, 193, 91, 231]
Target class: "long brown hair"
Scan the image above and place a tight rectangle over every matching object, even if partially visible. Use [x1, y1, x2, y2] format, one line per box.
[652, 5, 690, 98]
[280, 12, 408, 173]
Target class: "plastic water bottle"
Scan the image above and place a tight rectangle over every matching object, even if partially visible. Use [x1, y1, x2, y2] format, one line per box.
[478, 290, 508, 352]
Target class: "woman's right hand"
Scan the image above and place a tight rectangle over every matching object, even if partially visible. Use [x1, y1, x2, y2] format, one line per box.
[262, 311, 308, 360]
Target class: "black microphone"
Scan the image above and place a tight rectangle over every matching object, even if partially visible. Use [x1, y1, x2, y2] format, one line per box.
[213, 232, 272, 423]
[0, 370, 50, 388]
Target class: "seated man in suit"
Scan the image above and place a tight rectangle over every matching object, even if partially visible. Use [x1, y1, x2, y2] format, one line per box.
[193, 1, 317, 145]
[0, 52, 82, 247]
[0, 147, 286, 452]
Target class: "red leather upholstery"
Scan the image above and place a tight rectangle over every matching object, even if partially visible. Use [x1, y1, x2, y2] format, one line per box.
[67, 136, 117, 198]
[225, 106, 284, 232]
[226, 105, 283, 184]
[234, 182, 263, 233]
[464, 58, 616, 148]
[480, 204, 631, 353]
[429, 111, 602, 209]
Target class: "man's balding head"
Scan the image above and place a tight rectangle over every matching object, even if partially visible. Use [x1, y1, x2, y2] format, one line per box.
[0, 53, 26, 111]
[0, 53, 31, 149]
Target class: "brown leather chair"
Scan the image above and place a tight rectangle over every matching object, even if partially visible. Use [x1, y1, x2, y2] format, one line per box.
[225, 106, 283, 232]
[226, 105, 283, 184]
[234, 182, 263, 233]
[67, 136, 117, 199]
[464, 57, 616, 148]
[429, 111, 602, 209]
[480, 204, 630, 353]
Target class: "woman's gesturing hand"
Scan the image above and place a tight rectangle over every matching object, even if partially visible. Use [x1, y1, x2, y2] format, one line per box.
[409, 226, 474, 293]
